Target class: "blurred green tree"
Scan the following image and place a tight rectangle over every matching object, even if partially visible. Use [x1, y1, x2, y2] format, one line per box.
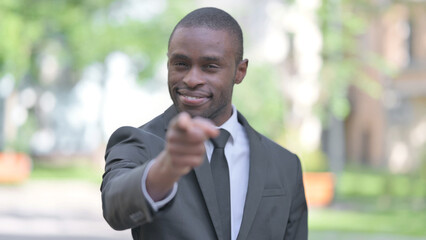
[0, 0, 193, 152]
[316, 0, 396, 173]
[0, 0, 193, 83]
[234, 63, 287, 140]
[318, 0, 382, 121]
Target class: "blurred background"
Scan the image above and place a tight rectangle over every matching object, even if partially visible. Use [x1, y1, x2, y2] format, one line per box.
[0, 0, 425, 239]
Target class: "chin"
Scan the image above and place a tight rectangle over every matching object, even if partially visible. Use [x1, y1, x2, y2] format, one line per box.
[174, 103, 196, 114]
[184, 109, 205, 118]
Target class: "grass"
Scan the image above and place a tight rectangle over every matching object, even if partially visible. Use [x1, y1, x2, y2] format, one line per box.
[30, 160, 104, 183]
[309, 208, 426, 236]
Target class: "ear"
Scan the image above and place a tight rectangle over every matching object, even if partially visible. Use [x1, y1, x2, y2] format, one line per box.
[234, 59, 248, 84]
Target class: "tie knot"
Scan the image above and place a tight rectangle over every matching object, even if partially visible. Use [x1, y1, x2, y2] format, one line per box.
[211, 129, 230, 149]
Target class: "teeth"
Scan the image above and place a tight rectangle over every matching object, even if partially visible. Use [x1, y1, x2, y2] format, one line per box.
[184, 95, 201, 100]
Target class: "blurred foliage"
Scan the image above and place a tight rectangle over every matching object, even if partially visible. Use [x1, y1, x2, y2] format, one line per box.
[418, 144, 426, 180]
[276, 128, 329, 172]
[317, 0, 395, 123]
[0, 0, 193, 153]
[234, 63, 287, 140]
[0, 0, 192, 84]
[337, 167, 426, 200]
[299, 149, 329, 172]
[6, 111, 37, 153]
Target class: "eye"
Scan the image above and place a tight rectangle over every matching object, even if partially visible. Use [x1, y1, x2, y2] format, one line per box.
[172, 61, 189, 70]
[174, 62, 187, 67]
[203, 64, 220, 71]
[207, 64, 219, 68]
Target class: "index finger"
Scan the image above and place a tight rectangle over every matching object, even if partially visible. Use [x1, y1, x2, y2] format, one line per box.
[192, 117, 219, 139]
[172, 112, 192, 132]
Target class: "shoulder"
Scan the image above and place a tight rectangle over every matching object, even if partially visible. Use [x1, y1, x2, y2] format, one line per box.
[105, 106, 177, 157]
[107, 126, 161, 146]
[105, 126, 165, 158]
[261, 134, 297, 158]
[138, 105, 178, 138]
[237, 111, 300, 166]
[238, 111, 296, 155]
[258, 132, 300, 166]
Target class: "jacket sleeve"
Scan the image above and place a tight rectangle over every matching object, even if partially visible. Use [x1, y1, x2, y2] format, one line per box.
[284, 156, 308, 240]
[101, 126, 165, 230]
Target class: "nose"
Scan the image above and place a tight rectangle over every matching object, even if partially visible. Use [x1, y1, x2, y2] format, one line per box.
[183, 67, 204, 88]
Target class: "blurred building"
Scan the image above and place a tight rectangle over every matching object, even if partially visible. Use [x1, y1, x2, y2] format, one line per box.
[345, 1, 426, 173]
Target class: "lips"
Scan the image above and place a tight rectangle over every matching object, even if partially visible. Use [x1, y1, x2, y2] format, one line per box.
[177, 89, 211, 106]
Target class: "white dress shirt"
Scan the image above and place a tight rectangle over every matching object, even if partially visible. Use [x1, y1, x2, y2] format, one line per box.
[142, 105, 250, 240]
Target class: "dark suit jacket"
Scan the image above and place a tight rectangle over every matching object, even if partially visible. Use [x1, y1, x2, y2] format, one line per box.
[101, 106, 308, 240]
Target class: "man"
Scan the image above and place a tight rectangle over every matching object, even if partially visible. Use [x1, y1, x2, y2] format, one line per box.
[101, 7, 307, 240]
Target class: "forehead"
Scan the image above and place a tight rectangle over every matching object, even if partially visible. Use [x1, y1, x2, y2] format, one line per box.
[168, 27, 237, 57]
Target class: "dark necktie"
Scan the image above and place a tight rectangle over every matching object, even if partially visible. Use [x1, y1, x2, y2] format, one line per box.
[210, 129, 231, 240]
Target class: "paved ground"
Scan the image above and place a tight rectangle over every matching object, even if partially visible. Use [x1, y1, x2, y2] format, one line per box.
[0, 180, 131, 240]
[1, 180, 425, 240]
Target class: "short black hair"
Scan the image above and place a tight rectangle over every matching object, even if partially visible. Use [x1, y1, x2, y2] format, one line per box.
[168, 7, 244, 63]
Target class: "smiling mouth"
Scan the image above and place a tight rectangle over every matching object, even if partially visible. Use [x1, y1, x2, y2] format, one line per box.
[177, 90, 211, 106]
[182, 95, 203, 100]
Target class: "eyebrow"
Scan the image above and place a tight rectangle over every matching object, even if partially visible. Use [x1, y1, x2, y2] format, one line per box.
[169, 53, 190, 61]
[200, 56, 221, 62]
[168, 53, 223, 63]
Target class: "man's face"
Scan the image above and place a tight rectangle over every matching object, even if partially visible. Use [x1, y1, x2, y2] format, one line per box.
[167, 27, 248, 126]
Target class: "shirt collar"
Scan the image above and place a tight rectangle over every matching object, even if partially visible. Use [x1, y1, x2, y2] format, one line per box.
[218, 105, 239, 145]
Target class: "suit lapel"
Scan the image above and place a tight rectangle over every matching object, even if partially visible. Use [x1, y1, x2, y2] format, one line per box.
[236, 113, 267, 240]
[194, 157, 224, 240]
